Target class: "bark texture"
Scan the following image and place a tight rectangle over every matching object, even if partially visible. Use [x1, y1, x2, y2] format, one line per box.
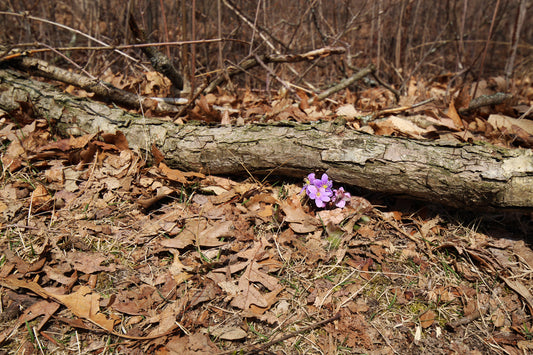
[1, 69, 532, 210]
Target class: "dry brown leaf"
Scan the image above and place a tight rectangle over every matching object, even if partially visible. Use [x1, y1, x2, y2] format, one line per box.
[247, 261, 281, 291]
[0, 276, 51, 299]
[214, 261, 249, 275]
[303, 233, 328, 265]
[220, 109, 231, 124]
[517, 340, 533, 351]
[50, 286, 118, 331]
[137, 189, 174, 209]
[447, 100, 464, 129]
[236, 237, 270, 261]
[101, 131, 129, 150]
[289, 222, 318, 234]
[317, 208, 346, 226]
[160, 219, 205, 249]
[371, 116, 427, 137]
[488, 114, 533, 135]
[210, 326, 247, 340]
[231, 281, 268, 309]
[198, 220, 233, 246]
[0, 300, 59, 345]
[146, 301, 182, 337]
[336, 104, 361, 120]
[512, 240, 533, 270]
[454, 85, 472, 110]
[356, 224, 376, 240]
[244, 193, 278, 209]
[43, 265, 78, 287]
[143, 71, 171, 96]
[151, 143, 165, 165]
[231, 263, 270, 310]
[248, 286, 284, 315]
[491, 308, 506, 327]
[419, 309, 436, 328]
[501, 277, 533, 314]
[297, 90, 309, 110]
[67, 251, 116, 274]
[1, 139, 24, 172]
[210, 189, 237, 204]
[418, 216, 441, 240]
[280, 196, 320, 226]
[164, 333, 218, 353]
[159, 162, 188, 184]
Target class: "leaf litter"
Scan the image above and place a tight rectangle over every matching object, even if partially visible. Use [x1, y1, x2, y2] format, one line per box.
[0, 74, 532, 354]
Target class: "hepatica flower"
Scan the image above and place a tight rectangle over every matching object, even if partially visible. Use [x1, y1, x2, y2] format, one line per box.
[333, 187, 351, 208]
[315, 173, 333, 193]
[300, 173, 317, 195]
[307, 184, 331, 208]
[300, 173, 350, 209]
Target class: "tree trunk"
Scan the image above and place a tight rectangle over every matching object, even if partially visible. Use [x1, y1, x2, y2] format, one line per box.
[1, 69, 532, 211]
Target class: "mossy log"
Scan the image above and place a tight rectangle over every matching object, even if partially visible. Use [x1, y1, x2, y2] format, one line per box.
[1, 69, 532, 210]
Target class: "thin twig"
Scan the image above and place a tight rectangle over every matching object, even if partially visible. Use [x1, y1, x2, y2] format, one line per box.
[0, 11, 138, 63]
[175, 80, 210, 118]
[218, 313, 341, 354]
[311, 64, 375, 103]
[472, 0, 501, 99]
[253, 53, 292, 94]
[37, 42, 95, 79]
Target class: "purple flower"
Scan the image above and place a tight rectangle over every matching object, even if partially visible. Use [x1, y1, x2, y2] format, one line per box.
[300, 173, 317, 195]
[307, 185, 332, 208]
[314, 173, 333, 193]
[333, 187, 351, 208]
[301, 172, 350, 209]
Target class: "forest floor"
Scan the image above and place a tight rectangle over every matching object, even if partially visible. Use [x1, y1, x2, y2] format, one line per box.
[0, 70, 532, 354]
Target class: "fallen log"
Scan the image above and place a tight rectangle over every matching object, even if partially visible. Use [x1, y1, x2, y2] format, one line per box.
[0, 69, 532, 210]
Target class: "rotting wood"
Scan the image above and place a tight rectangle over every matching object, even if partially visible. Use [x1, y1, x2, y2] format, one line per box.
[0, 68, 532, 211]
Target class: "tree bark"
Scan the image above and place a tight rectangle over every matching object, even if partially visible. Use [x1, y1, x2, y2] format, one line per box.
[1, 69, 532, 211]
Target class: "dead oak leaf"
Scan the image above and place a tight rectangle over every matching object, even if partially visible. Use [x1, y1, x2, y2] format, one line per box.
[231, 282, 268, 309]
[280, 198, 318, 224]
[160, 219, 205, 249]
[247, 261, 281, 291]
[249, 286, 284, 316]
[0, 300, 59, 345]
[213, 261, 249, 275]
[231, 263, 268, 310]
[31, 184, 52, 207]
[43, 265, 77, 287]
[164, 333, 218, 353]
[317, 208, 346, 226]
[0, 277, 165, 340]
[160, 219, 232, 249]
[236, 236, 271, 261]
[198, 220, 234, 247]
[67, 251, 116, 274]
[419, 309, 436, 328]
[210, 326, 247, 340]
[447, 99, 464, 130]
[50, 286, 118, 332]
[146, 301, 182, 337]
[230, 260, 283, 311]
[280, 198, 320, 233]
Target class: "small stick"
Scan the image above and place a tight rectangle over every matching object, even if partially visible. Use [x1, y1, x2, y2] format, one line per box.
[0, 11, 138, 64]
[0, 38, 246, 61]
[175, 80, 210, 118]
[219, 313, 341, 354]
[311, 64, 375, 103]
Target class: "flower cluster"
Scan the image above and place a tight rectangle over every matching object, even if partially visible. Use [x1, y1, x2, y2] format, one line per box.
[301, 173, 351, 208]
